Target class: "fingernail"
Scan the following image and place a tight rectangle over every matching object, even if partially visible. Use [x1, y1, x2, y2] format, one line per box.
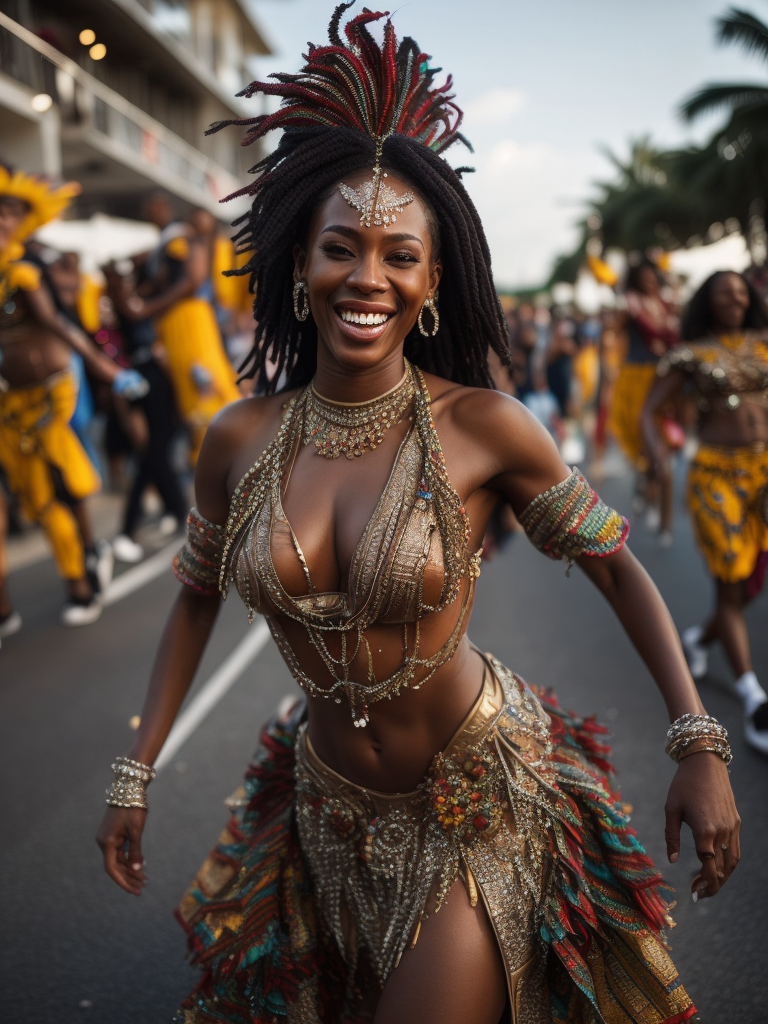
[691, 891, 698, 903]
[717, 870, 724, 879]
[669, 852, 678, 863]
[131, 862, 142, 871]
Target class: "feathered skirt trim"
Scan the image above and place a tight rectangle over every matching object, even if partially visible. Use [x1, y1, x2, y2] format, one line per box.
[174, 655, 695, 1024]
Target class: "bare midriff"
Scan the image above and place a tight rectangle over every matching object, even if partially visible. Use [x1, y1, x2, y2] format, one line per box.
[0, 292, 71, 386]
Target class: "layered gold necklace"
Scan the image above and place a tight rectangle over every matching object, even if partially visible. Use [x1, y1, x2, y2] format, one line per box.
[302, 360, 416, 459]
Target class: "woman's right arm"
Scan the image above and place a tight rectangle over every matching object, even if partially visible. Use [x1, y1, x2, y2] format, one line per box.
[96, 407, 237, 895]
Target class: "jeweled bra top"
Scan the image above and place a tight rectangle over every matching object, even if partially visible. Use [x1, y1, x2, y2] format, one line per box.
[658, 332, 768, 411]
[174, 365, 629, 725]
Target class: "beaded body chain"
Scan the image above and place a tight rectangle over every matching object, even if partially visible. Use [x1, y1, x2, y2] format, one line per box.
[218, 363, 480, 726]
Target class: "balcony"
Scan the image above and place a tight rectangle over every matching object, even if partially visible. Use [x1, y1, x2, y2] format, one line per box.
[0, 11, 247, 217]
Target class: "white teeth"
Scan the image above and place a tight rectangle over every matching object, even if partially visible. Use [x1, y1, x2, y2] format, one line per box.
[339, 309, 390, 326]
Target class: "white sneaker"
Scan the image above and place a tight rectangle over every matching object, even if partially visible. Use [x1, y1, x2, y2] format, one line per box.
[745, 703, 768, 755]
[61, 596, 103, 627]
[158, 514, 180, 536]
[645, 506, 661, 531]
[681, 625, 708, 680]
[112, 534, 144, 563]
[0, 610, 22, 639]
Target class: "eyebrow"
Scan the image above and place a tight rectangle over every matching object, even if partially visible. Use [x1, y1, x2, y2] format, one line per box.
[320, 224, 424, 245]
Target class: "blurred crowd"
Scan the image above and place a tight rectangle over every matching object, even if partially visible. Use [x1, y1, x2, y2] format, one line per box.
[0, 169, 253, 634]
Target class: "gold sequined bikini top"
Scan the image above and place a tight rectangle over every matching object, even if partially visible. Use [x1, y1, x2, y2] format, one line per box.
[219, 365, 481, 725]
[658, 333, 768, 411]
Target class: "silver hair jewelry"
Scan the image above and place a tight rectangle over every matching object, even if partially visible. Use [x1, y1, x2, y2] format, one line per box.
[339, 134, 415, 229]
[293, 279, 309, 322]
[418, 295, 440, 337]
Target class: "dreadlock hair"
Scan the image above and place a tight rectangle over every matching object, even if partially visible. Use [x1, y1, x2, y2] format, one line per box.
[208, 3, 509, 393]
[681, 270, 768, 341]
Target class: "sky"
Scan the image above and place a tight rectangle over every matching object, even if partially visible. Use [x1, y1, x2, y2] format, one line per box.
[247, 0, 764, 287]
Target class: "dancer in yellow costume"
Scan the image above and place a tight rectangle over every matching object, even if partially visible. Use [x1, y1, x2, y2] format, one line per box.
[644, 270, 768, 755]
[610, 261, 679, 542]
[0, 166, 148, 628]
[118, 193, 240, 465]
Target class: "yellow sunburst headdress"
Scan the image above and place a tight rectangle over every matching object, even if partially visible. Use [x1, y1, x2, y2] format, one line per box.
[0, 166, 81, 244]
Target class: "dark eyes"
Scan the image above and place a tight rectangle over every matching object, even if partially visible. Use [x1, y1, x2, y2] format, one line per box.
[319, 242, 419, 265]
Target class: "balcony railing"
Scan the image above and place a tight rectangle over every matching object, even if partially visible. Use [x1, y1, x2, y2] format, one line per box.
[0, 11, 238, 207]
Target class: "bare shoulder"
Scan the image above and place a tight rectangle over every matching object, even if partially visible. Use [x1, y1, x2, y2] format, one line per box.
[194, 389, 300, 523]
[421, 371, 568, 511]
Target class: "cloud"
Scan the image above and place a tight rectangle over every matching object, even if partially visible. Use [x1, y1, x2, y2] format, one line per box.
[463, 88, 526, 127]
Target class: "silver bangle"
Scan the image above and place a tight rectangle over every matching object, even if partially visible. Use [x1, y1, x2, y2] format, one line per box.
[105, 756, 156, 809]
[665, 713, 732, 766]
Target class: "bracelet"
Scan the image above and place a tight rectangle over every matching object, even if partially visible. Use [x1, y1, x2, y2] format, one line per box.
[665, 713, 733, 766]
[105, 756, 157, 810]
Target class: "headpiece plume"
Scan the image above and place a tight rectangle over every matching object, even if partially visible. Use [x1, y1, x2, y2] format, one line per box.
[0, 166, 80, 244]
[211, 1, 471, 210]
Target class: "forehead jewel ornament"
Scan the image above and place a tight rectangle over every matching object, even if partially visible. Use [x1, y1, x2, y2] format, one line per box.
[339, 134, 414, 229]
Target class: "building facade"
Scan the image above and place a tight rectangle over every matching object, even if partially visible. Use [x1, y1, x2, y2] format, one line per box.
[0, 0, 272, 219]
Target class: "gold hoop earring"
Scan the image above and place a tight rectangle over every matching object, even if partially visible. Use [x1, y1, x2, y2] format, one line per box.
[293, 279, 310, 322]
[418, 295, 439, 337]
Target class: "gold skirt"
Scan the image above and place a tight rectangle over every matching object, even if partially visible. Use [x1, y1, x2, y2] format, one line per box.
[688, 443, 768, 583]
[176, 656, 695, 1024]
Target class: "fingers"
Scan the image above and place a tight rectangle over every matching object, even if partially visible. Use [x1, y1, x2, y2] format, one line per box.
[96, 809, 147, 896]
[664, 800, 682, 864]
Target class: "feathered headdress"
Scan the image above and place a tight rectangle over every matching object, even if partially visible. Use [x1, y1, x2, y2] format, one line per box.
[0, 166, 80, 244]
[213, 1, 471, 211]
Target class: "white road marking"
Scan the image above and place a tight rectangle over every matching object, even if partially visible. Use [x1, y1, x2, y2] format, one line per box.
[103, 539, 180, 606]
[154, 621, 271, 771]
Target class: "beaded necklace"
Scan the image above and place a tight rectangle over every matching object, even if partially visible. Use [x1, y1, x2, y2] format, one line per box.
[303, 362, 416, 459]
[219, 364, 480, 726]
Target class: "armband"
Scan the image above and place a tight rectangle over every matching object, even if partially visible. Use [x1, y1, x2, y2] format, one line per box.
[518, 471, 629, 572]
[173, 508, 225, 596]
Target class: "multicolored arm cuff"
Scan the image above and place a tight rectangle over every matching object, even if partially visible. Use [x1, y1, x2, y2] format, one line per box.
[173, 508, 225, 596]
[518, 471, 629, 567]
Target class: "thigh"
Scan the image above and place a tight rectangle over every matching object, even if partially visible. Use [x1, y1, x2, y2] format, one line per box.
[373, 878, 508, 1024]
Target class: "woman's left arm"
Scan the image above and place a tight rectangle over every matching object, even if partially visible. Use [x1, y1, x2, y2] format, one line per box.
[577, 546, 740, 899]
[470, 391, 740, 901]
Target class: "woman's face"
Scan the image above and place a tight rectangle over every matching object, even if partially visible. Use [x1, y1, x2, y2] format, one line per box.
[635, 265, 660, 296]
[0, 196, 28, 249]
[294, 169, 441, 372]
[709, 273, 751, 332]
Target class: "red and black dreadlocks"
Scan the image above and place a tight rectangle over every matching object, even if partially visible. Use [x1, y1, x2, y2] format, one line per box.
[210, 2, 509, 392]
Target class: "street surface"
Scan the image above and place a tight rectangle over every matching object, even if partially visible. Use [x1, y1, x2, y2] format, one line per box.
[1, 465, 766, 1022]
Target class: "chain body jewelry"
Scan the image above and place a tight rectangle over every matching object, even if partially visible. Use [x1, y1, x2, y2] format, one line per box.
[106, 756, 157, 809]
[418, 296, 440, 337]
[302, 363, 416, 459]
[665, 713, 732, 765]
[293, 279, 309, 322]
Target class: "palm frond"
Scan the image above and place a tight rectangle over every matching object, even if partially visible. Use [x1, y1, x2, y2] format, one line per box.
[716, 7, 768, 62]
[679, 82, 768, 121]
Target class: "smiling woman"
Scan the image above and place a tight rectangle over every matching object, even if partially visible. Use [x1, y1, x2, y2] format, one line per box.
[96, 4, 739, 1024]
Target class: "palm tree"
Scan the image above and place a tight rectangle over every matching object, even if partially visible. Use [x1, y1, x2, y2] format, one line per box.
[679, 7, 768, 260]
[680, 7, 768, 123]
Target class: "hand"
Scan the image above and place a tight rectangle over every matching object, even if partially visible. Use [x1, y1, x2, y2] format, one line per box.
[113, 369, 150, 401]
[96, 806, 148, 896]
[664, 752, 741, 900]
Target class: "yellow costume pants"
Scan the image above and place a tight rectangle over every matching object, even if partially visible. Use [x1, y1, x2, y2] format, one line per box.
[155, 297, 240, 464]
[688, 444, 768, 583]
[0, 371, 100, 580]
[608, 362, 657, 469]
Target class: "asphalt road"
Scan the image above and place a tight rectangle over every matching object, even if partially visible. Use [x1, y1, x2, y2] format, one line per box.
[1, 465, 766, 1023]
